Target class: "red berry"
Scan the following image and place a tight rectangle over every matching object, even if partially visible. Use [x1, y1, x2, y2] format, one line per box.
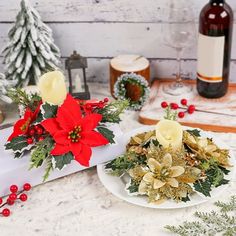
[27, 138, 34, 145]
[0, 198, 2, 205]
[29, 128, 35, 136]
[161, 101, 168, 108]
[98, 101, 104, 109]
[23, 183, 31, 191]
[171, 103, 179, 110]
[181, 99, 188, 106]
[7, 198, 15, 206]
[10, 185, 18, 193]
[19, 193, 27, 202]
[188, 105, 196, 114]
[104, 98, 109, 103]
[2, 208, 10, 217]
[85, 104, 92, 110]
[36, 127, 43, 135]
[9, 193, 17, 201]
[178, 112, 185, 119]
[38, 136, 44, 142]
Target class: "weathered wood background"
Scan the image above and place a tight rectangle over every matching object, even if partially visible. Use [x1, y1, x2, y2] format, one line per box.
[0, 0, 235, 82]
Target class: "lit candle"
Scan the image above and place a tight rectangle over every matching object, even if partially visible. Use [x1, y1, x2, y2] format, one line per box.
[38, 71, 67, 105]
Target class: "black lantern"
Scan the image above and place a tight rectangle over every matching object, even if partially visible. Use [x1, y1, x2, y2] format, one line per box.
[65, 51, 90, 100]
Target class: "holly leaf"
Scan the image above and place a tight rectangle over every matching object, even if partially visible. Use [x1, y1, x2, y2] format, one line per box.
[194, 165, 229, 196]
[97, 126, 115, 144]
[194, 179, 212, 197]
[34, 110, 44, 123]
[14, 152, 24, 158]
[42, 103, 58, 119]
[127, 179, 139, 193]
[181, 195, 191, 202]
[53, 152, 74, 170]
[219, 166, 230, 175]
[5, 136, 28, 155]
[186, 129, 201, 137]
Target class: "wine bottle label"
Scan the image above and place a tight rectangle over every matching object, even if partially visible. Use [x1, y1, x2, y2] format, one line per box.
[197, 33, 225, 83]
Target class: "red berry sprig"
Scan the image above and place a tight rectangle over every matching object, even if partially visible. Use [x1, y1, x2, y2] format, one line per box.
[161, 99, 196, 119]
[0, 183, 32, 217]
[83, 98, 109, 113]
[26, 124, 46, 145]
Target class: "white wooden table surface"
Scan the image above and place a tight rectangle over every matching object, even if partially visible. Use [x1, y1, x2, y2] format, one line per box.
[0, 83, 236, 236]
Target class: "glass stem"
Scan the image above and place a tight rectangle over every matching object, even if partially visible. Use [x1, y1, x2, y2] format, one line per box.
[176, 49, 182, 84]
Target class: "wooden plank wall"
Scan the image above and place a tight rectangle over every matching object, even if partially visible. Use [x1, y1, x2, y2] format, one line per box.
[0, 0, 235, 82]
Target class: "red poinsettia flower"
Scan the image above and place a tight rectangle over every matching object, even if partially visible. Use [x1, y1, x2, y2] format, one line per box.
[41, 94, 109, 167]
[8, 102, 42, 142]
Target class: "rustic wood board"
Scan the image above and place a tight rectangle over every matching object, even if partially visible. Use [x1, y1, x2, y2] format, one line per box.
[139, 79, 236, 133]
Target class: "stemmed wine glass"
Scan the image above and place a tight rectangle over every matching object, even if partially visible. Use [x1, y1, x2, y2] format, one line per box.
[162, 7, 196, 96]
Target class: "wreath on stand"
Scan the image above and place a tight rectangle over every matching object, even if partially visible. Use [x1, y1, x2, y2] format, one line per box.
[114, 73, 150, 111]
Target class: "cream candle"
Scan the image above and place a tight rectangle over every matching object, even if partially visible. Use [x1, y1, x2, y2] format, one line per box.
[110, 54, 150, 96]
[38, 71, 67, 105]
[155, 119, 183, 150]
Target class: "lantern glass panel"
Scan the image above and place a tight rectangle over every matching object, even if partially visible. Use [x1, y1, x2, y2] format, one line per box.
[67, 69, 86, 94]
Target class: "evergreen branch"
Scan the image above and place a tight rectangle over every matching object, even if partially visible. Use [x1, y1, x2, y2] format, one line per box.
[30, 136, 54, 170]
[215, 196, 236, 213]
[43, 157, 53, 182]
[105, 152, 146, 176]
[165, 195, 236, 236]
[164, 106, 177, 121]
[7, 88, 41, 110]
[97, 99, 129, 123]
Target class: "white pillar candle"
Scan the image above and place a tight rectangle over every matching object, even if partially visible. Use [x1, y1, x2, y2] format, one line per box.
[38, 71, 67, 105]
[155, 120, 183, 150]
[110, 55, 149, 73]
[110, 55, 150, 96]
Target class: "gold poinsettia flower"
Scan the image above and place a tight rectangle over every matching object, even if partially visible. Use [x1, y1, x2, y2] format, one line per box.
[139, 154, 185, 195]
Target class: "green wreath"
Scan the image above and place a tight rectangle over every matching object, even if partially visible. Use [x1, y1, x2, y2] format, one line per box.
[114, 73, 150, 111]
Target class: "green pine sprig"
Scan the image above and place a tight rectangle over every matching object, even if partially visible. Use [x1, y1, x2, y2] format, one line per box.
[165, 195, 236, 236]
[164, 106, 177, 121]
[7, 88, 41, 110]
[97, 99, 129, 123]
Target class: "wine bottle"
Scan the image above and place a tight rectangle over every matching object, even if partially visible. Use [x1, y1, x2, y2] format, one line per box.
[197, 0, 233, 98]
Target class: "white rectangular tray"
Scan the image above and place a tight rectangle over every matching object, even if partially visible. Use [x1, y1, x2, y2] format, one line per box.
[0, 125, 125, 197]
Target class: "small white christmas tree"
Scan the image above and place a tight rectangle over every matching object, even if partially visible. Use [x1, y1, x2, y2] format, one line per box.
[2, 0, 61, 87]
[0, 73, 13, 103]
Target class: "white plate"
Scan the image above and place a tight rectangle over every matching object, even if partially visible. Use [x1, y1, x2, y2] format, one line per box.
[97, 126, 236, 209]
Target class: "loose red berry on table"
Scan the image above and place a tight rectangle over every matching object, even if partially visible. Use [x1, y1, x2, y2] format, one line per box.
[23, 183, 31, 191]
[27, 138, 34, 145]
[19, 193, 28, 202]
[188, 105, 196, 114]
[181, 99, 188, 106]
[104, 98, 109, 103]
[161, 101, 168, 108]
[171, 103, 179, 110]
[2, 208, 10, 217]
[10, 185, 18, 193]
[9, 193, 17, 201]
[178, 112, 185, 119]
[0, 198, 2, 205]
[7, 199, 15, 206]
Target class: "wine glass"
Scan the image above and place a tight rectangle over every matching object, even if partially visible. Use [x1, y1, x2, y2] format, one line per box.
[162, 7, 196, 96]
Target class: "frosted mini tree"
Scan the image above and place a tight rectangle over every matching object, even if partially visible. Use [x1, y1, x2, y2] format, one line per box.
[2, 0, 61, 87]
